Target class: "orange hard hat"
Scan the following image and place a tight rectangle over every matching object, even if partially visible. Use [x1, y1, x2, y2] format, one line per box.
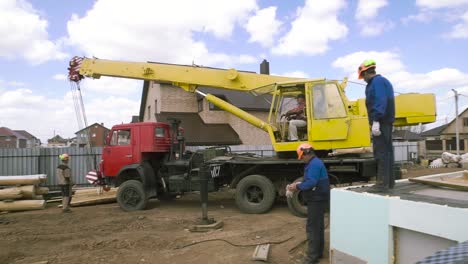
[357, 59, 376, 79]
[296, 143, 314, 160]
[59, 153, 70, 161]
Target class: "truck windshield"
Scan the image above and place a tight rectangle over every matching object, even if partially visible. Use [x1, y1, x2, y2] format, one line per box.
[110, 129, 131, 145]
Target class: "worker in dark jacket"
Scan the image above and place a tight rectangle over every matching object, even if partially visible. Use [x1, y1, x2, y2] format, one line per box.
[358, 59, 395, 192]
[56, 153, 72, 212]
[288, 143, 330, 264]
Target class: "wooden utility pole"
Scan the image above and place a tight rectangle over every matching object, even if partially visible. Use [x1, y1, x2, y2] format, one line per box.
[452, 89, 460, 155]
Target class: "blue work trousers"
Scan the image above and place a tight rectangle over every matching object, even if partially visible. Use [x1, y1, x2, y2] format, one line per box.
[372, 122, 395, 189]
[305, 200, 327, 264]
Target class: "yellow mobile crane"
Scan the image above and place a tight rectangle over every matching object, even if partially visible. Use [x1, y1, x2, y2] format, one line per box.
[68, 57, 436, 154]
[68, 57, 436, 215]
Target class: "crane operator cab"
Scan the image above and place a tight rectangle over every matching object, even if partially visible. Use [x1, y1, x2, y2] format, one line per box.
[251, 78, 359, 152]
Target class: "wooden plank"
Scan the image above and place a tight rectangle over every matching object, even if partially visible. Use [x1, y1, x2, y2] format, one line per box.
[0, 188, 22, 200]
[70, 196, 116, 207]
[0, 200, 45, 211]
[252, 244, 270, 261]
[36, 187, 49, 195]
[409, 171, 468, 191]
[0, 174, 47, 185]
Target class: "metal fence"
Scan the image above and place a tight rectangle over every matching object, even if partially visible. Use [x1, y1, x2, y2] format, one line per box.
[0, 147, 102, 187]
[0, 142, 418, 186]
[393, 142, 418, 162]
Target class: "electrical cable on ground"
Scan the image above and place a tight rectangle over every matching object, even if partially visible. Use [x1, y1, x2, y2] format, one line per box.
[175, 236, 293, 249]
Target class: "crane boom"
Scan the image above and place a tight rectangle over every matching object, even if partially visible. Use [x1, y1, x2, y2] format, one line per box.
[68, 56, 436, 153]
[71, 57, 301, 92]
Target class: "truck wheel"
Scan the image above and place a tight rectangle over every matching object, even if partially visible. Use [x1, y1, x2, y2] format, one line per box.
[287, 177, 307, 218]
[235, 175, 276, 214]
[117, 180, 148, 211]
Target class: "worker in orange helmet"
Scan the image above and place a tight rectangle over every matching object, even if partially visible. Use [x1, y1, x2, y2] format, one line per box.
[288, 143, 330, 264]
[359, 59, 395, 192]
[56, 153, 73, 213]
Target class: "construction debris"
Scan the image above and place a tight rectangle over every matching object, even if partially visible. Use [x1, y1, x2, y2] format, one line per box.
[252, 244, 270, 261]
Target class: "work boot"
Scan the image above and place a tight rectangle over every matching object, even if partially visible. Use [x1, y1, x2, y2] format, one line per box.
[62, 197, 72, 213]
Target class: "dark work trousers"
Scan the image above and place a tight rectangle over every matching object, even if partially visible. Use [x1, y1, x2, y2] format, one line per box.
[372, 122, 395, 189]
[60, 184, 71, 197]
[305, 200, 327, 264]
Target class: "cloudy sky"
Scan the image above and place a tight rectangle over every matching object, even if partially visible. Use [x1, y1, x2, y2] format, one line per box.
[1, 0, 468, 143]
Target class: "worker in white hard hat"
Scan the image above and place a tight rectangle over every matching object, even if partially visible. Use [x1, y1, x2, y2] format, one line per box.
[56, 153, 72, 213]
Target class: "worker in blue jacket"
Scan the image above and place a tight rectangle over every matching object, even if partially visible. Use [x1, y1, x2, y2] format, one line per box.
[358, 59, 395, 192]
[288, 143, 330, 264]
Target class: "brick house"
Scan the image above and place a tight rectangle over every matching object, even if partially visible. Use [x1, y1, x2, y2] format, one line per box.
[47, 135, 69, 147]
[0, 127, 28, 148]
[138, 79, 272, 146]
[75, 123, 110, 147]
[420, 108, 468, 158]
[13, 130, 41, 147]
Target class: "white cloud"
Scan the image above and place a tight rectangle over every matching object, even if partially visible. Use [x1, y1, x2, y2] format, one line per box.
[416, 0, 468, 9]
[0, 0, 67, 64]
[0, 85, 140, 143]
[401, 11, 435, 24]
[445, 11, 468, 38]
[82, 77, 143, 96]
[53, 74, 67, 81]
[245, 6, 282, 47]
[356, 0, 388, 19]
[271, 0, 348, 56]
[355, 0, 392, 36]
[407, 0, 468, 38]
[333, 50, 468, 91]
[66, 0, 259, 67]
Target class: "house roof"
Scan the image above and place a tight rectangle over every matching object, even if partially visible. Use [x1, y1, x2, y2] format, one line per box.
[0, 127, 27, 139]
[48, 135, 68, 143]
[155, 112, 242, 146]
[13, 130, 37, 140]
[392, 130, 423, 141]
[75, 122, 110, 134]
[420, 124, 449, 137]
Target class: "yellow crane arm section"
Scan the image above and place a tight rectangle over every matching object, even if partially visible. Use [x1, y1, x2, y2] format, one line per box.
[77, 57, 301, 92]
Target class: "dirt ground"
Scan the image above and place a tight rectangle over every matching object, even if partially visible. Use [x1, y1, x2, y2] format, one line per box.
[0, 166, 464, 264]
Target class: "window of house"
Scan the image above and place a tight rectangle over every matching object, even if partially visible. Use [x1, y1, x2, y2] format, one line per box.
[155, 99, 158, 114]
[446, 138, 465, 151]
[463, 117, 468, 126]
[110, 130, 131, 145]
[426, 139, 442, 150]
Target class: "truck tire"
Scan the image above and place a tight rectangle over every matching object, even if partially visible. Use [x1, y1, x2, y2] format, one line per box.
[117, 180, 148, 211]
[286, 177, 307, 218]
[235, 175, 276, 214]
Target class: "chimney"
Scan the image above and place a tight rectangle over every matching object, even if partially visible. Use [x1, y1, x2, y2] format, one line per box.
[260, 59, 269, 75]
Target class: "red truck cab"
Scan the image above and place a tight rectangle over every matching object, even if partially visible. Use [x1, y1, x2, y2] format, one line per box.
[101, 122, 172, 177]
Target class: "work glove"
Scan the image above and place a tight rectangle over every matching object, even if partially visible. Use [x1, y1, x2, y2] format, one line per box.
[285, 184, 294, 198]
[371, 121, 381, 136]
